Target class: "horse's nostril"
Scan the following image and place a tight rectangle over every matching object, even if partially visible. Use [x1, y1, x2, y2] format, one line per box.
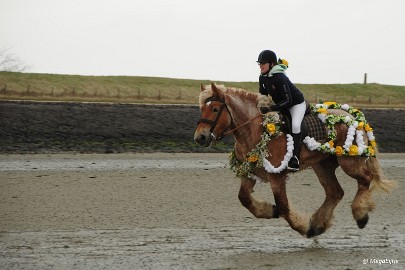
[195, 134, 209, 146]
[195, 134, 206, 144]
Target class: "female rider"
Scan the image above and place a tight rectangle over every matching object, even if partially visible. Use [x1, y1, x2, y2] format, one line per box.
[257, 49, 306, 171]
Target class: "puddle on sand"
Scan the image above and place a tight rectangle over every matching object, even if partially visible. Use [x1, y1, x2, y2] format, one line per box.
[1, 225, 403, 270]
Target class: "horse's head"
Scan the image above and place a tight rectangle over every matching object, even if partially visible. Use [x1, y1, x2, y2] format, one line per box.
[194, 83, 233, 147]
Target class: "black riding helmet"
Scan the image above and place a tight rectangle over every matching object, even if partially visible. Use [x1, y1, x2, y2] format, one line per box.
[257, 50, 277, 65]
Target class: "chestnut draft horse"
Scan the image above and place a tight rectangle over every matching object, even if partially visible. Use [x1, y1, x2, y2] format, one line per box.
[194, 83, 394, 238]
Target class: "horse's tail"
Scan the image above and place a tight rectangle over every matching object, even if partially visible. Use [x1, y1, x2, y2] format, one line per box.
[368, 147, 396, 193]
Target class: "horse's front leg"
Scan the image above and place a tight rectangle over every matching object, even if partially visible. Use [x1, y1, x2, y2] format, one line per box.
[268, 173, 311, 236]
[238, 177, 278, 219]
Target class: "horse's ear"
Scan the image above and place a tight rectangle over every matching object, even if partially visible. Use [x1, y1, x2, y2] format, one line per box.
[211, 82, 222, 97]
[200, 84, 205, 92]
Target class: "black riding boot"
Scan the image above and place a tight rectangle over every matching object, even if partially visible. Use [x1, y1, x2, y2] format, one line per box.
[288, 132, 301, 171]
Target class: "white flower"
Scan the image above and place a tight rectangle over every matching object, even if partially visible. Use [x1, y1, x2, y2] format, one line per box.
[318, 114, 326, 123]
[303, 136, 321, 151]
[344, 116, 351, 123]
[356, 130, 367, 149]
[341, 104, 350, 111]
[263, 134, 294, 174]
[367, 131, 375, 141]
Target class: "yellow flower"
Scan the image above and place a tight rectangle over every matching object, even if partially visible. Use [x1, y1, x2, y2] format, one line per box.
[335, 146, 343, 156]
[266, 123, 276, 134]
[317, 108, 327, 114]
[368, 146, 375, 156]
[370, 140, 377, 148]
[247, 154, 259, 163]
[280, 58, 289, 66]
[349, 145, 358, 156]
[365, 124, 373, 132]
[323, 101, 337, 107]
[328, 140, 334, 148]
[357, 121, 364, 130]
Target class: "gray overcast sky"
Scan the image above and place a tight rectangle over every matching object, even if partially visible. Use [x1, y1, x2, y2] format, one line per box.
[1, 0, 405, 85]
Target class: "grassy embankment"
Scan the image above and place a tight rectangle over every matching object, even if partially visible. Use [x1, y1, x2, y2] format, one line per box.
[1, 71, 405, 107]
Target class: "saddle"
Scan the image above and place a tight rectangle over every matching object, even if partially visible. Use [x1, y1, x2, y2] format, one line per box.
[279, 101, 327, 142]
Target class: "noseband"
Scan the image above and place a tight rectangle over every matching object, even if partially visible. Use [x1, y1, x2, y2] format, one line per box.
[197, 96, 233, 141]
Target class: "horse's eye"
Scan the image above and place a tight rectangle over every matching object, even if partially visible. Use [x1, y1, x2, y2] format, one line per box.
[212, 107, 219, 113]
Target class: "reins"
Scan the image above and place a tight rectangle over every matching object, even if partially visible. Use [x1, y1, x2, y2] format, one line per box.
[221, 113, 262, 138]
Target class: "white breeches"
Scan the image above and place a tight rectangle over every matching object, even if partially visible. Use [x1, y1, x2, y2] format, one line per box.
[289, 101, 306, 134]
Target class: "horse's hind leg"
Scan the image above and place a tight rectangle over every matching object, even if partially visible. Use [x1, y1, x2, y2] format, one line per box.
[238, 177, 278, 219]
[307, 156, 344, 238]
[338, 156, 375, 229]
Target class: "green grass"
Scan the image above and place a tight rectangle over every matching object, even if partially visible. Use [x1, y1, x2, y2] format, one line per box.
[1, 71, 404, 107]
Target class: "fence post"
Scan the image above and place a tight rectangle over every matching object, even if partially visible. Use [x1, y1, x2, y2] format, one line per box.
[364, 73, 367, 84]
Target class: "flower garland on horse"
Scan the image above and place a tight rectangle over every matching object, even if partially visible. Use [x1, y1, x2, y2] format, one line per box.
[229, 101, 377, 179]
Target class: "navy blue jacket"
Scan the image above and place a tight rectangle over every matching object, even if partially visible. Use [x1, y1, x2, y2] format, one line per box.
[259, 73, 304, 112]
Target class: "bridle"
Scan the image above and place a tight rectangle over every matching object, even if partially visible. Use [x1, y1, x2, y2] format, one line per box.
[197, 96, 232, 141]
[197, 96, 262, 141]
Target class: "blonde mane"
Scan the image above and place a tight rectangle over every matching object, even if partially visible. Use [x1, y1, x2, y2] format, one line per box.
[199, 84, 260, 108]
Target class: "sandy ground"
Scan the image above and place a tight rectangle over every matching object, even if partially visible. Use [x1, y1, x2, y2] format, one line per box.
[0, 153, 404, 269]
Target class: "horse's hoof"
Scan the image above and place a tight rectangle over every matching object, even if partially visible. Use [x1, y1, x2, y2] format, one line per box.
[356, 214, 369, 229]
[306, 225, 325, 238]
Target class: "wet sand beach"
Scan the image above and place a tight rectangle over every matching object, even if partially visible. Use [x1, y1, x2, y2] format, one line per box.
[0, 153, 404, 269]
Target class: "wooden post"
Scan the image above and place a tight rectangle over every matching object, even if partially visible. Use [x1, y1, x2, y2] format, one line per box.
[364, 73, 367, 84]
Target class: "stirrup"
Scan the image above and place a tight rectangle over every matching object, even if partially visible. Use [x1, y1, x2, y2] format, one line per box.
[288, 156, 300, 171]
